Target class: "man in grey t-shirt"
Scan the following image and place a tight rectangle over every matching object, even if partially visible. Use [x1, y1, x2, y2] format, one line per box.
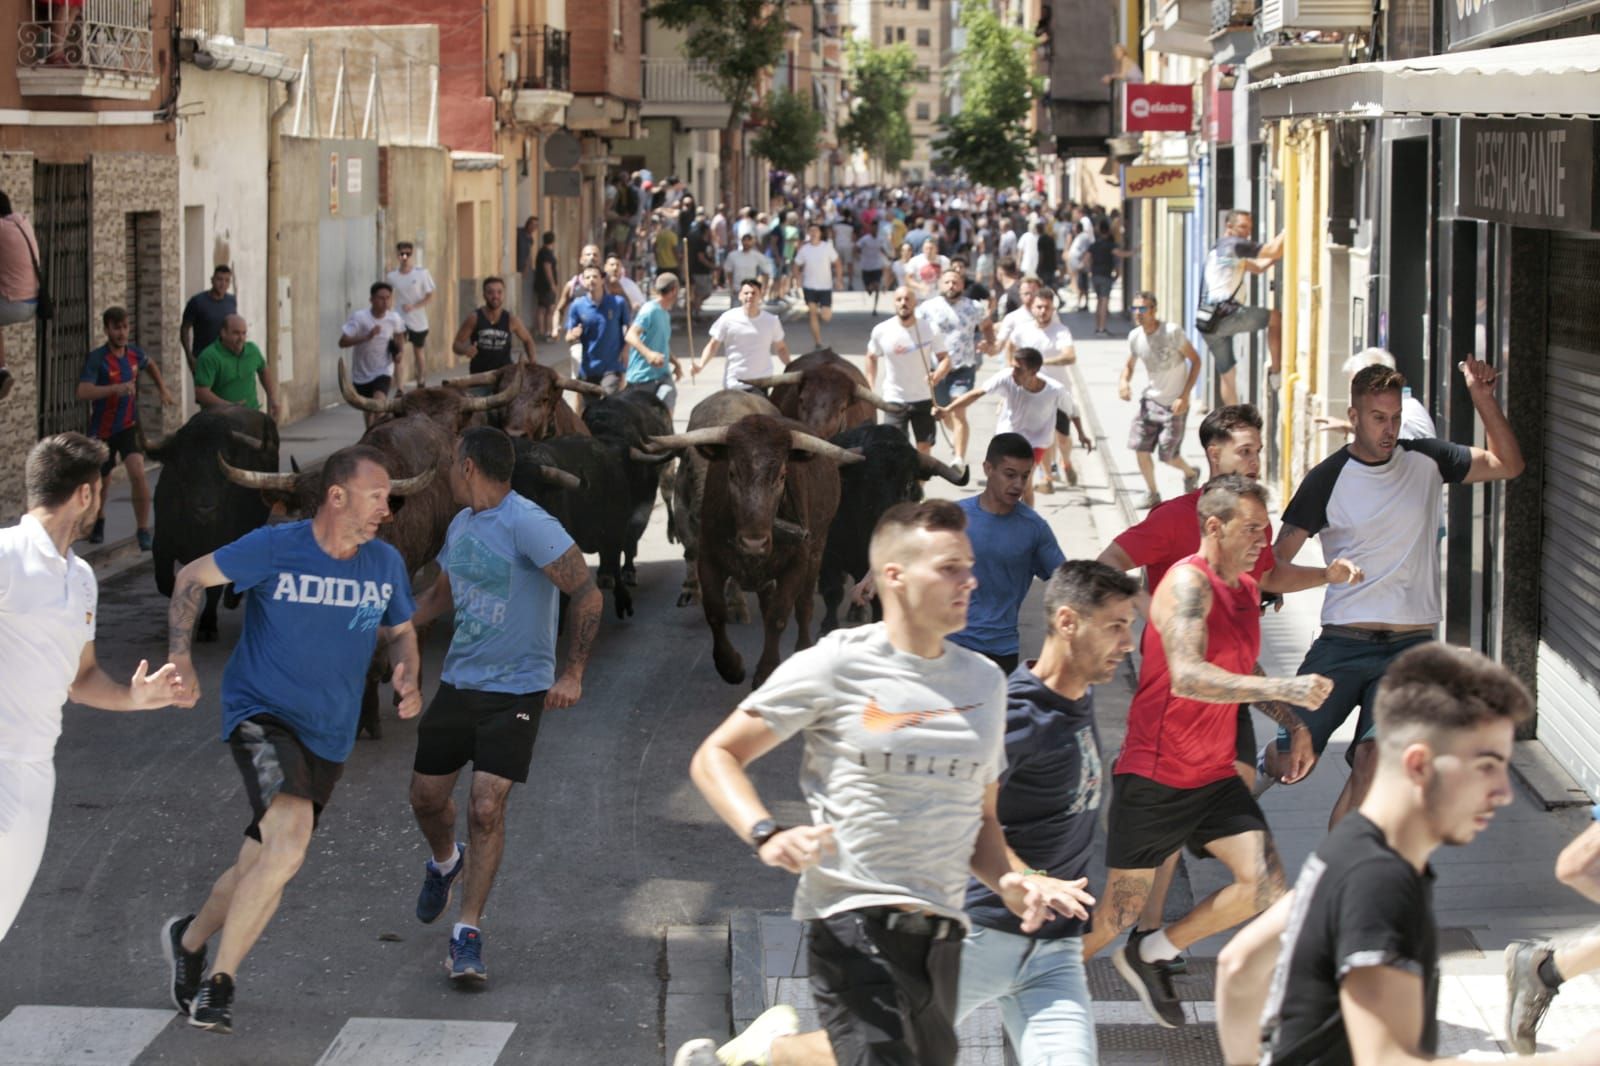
[1118, 292, 1202, 509]
[675, 500, 1094, 1066]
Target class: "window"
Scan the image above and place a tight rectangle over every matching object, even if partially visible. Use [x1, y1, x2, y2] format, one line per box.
[918, 0, 930, 8]
[896, 26, 906, 41]
[916, 27, 930, 46]
[884, 26, 893, 43]
[915, 101, 930, 120]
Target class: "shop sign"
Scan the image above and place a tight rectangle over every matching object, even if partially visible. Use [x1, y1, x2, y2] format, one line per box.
[1457, 119, 1597, 233]
[1446, 0, 1600, 51]
[1125, 84, 1193, 133]
[1123, 164, 1192, 198]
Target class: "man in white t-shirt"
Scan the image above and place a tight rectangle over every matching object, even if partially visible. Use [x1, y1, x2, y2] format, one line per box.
[918, 268, 993, 471]
[936, 347, 1085, 509]
[338, 281, 408, 424]
[905, 237, 950, 303]
[866, 287, 951, 456]
[724, 232, 773, 299]
[1016, 222, 1041, 278]
[673, 500, 1091, 1066]
[0, 433, 187, 941]
[791, 223, 841, 348]
[696, 277, 792, 390]
[1117, 291, 1202, 509]
[854, 231, 888, 313]
[386, 241, 436, 389]
[1002, 288, 1083, 491]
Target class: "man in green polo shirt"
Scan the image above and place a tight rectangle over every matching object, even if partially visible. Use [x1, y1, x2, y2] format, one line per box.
[194, 314, 280, 419]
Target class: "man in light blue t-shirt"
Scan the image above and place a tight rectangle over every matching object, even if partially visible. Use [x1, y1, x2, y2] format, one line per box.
[406, 426, 602, 983]
[624, 272, 684, 413]
[951, 432, 1066, 674]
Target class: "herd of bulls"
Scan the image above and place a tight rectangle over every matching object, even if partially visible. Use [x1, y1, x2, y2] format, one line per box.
[144, 349, 969, 736]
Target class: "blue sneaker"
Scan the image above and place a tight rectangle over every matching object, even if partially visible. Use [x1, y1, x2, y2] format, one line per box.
[415, 843, 465, 924]
[447, 927, 487, 982]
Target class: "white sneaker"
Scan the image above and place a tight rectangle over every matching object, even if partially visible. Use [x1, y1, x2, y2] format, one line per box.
[716, 1004, 801, 1065]
[672, 1039, 719, 1066]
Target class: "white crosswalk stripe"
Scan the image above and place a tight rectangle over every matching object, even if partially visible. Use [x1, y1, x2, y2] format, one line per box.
[0, 1006, 171, 1065]
[314, 1018, 517, 1066]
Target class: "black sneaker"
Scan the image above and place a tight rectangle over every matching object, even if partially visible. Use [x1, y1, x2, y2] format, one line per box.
[1127, 928, 1187, 977]
[189, 973, 234, 1034]
[88, 517, 105, 544]
[1114, 941, 1186, 1028]
[161, 914, 207, 1015]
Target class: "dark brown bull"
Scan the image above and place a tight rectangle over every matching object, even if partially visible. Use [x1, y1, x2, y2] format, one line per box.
[442, 362, 598, 439]
[650, 414, 863, 687]
[337, 360, 517, 433]
[764, 349, 883, 435]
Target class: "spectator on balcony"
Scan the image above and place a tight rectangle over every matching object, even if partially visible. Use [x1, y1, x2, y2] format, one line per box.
[45, 0, 85, 66]
[180, 266, 236, 378]
[0, 191, 42, 402]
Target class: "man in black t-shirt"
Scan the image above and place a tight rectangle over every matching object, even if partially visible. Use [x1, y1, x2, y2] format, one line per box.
[181, 266, 236, 374]
[1214, 643, 1600, 1066]
[956, 561, 1135, 1062]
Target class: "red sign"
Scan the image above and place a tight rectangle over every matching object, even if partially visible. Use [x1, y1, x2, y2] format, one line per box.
[1124, 83, 1194, 133]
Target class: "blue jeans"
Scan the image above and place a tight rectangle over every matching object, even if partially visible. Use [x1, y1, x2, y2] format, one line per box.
[955, 925, 1096, 1065]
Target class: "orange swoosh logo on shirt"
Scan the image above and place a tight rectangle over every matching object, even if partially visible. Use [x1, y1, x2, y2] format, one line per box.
[861, 697, 985, 733]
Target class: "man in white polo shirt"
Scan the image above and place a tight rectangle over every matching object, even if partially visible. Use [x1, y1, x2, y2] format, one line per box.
[0, 433, 189, 941]
[867, 286, 950, 457]
[695, 277, 792, 390]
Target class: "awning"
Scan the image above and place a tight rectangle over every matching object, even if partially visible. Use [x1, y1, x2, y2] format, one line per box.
[1250, 34, 1600, 120]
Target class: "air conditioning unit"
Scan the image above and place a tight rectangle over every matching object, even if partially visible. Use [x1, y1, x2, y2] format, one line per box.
[1259, 0, 1368, 33]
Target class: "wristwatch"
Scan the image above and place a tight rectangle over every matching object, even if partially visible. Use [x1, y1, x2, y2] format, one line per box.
[748, 818, 783, 852]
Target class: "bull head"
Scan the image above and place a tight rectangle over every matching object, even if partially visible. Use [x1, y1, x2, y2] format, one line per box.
[646, 427, 865, 466]
[339, 361, 518, 414]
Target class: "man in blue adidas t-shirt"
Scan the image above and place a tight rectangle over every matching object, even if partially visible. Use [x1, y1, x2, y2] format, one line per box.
[407, 426, 602, 983]
[160, 444, 421, 1035]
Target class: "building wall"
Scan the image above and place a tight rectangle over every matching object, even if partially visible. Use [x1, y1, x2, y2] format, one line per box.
[863, 0, 950, 179]
[383, 145, 454, 365]
[0, 154, 35, 523]
[273, 135, 325, 417]
[568, 0, 641, 102]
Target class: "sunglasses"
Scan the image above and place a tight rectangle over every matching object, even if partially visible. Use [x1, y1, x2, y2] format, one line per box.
[1131, 305, 1152, 313]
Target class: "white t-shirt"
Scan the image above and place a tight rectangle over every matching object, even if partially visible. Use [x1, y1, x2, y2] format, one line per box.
[735, 217, 757, 241]
[0, 515, 98, 761]
[747, 623, 1007, 925]
[1016, 231, 1040, 275]
[725, 249, 771, 289]
[867, 317, 943, 403]
[1006, 317, 1075, 388]
[891, 260, 910, 288]
[710, 308, 785, 388]
[341, 307, 407, 384]
[981, 370, 1074, 448]
[856, 234, 887, 271]
[385, 267, 436, 332]
[616, 275, 646, 311]
[905, 253, 949, 299]
[793, 241, 840, 290]
[1128, 321, 1192, 406]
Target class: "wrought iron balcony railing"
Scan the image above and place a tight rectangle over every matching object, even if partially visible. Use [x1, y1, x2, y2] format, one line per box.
[18, 0, 155, 82]
[513, 26, 569, 92]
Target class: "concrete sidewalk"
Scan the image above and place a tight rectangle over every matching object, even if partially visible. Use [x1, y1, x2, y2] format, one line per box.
[671, 301, 1600, 1064]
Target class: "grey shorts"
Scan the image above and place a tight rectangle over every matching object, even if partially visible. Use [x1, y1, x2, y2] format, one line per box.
[1091, 274, 1114, 299]
[1202, 305, 1272, 374]
[1128, 397, 1186, 461]
[933, 365, 976, 407]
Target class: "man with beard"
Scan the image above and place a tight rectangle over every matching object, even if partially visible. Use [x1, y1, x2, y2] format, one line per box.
[866, 286, 950, 457]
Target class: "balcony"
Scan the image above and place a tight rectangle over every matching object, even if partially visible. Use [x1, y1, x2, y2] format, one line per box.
[1146, 0, 1215, 55]
[17, 0, 158, 99]
[1210, 0, 1257, 60]
[509, 26, 573, 128]
[640, 57, 732, 129]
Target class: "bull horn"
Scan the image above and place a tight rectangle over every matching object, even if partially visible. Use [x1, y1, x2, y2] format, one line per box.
[387, 467, 436, 497]
[739, 372, 805, 389]
[230, 431, 264, 451]
[917, 452, 970, 486]
[139, 426, 174, 454]
[774, 518, 810, 542]
[338, 360, 402, 413]
[461, 379, 521, 412]
[787, 430, 866, 465]
[441, 369, 502, 389]
[557, 375, 605, 397]
[532, 465, 581, 491]
[647, 427, 732, 450]
[630, 447, 677, 465]
[217, 452, 299, 491]
[853, 385, 909, 416]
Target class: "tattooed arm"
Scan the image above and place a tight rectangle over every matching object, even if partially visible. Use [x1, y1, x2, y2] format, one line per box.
[167, 553, 232, 704]
[542, 545, 601, 709]
[1156, 565, 1333, 710]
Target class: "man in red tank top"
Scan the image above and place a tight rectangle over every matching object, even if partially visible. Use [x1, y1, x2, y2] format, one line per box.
[1081, 476, 1335, 1028]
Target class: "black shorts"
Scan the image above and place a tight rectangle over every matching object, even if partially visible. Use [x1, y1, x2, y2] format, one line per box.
[884, 399, 936, 445]
[98, 424, 142, 476]
[1236, 705, 1256, 765]
[413, 682, 545, 783]
[1054, 410, 1073, 437]
[803, 287, 834, 308]
[807, 909, 964, 1066]
[353, 374, 392, 399]
[228, 714, 343, 842]
[404, 328, 429, 348]
[862, 268, 884, 290]
[1104, 772, 1268, 870]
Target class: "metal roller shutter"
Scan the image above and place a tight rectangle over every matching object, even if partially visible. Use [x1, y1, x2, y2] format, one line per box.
[1538, 233, 1600, 798]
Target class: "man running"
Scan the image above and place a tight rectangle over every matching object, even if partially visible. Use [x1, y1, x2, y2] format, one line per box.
[161, 445, 422, 1034]
[724, 231, 773, 301]
[1215, 644, 1600, 1066]
[1002, 288, 1081, 489]
[339, 282, 407, 421]
[452, 276, 537, 379]
[1264, 359, 1523, 826]
[791, 222, 841, 348]
[956, 561, 1139, 1064]
[1083, 476, 1334, 1028]
[866, 286, 950, 457]
[406, 427, 601, 983]
[1506, 821, 1600, 1054]
[673, 500, 1092, 1066]
[855, 226, 887, 313]
[1118, 291, 1202, 509]
[624, 272, 684, 414]
[564, 264, 632, 395]
[695, 277, 792, 390]
[387, 240, 437, 389]
[918, 267, 994, 471]
[0, 434, 189, 942]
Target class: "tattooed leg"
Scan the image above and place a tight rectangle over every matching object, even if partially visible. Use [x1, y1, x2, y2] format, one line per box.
[1167, 830, 1286, 950]
[1082, 869, 1156, 958]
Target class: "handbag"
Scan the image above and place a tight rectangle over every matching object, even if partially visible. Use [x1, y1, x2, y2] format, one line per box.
[9, 217, 51, 321]
[1195, 275, 1243, 335]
